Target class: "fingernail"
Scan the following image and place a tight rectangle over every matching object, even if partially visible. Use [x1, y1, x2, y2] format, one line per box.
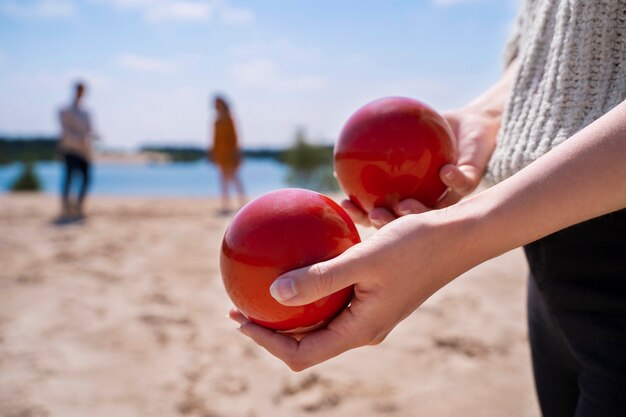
[444, 170, 454, 180]
[369, 217, 382, 226]
[369, 211, 382, 221]
[270, 278, 297, 301]
[398, 208, 413, 216]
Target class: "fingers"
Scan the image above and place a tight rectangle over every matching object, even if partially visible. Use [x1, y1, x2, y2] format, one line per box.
[269, 251, 361, 306]
[368, 207, 396, 229]
[340, 200, 370, 227]
[394, 198, 428, 216]
[229, 308, 248, 325]
[369, 199, 428, 228]
[438, 164, 482, 207]
[230, 308, 306, 340]
[236, 307, 374, 371]
[342, 198, 428, 229]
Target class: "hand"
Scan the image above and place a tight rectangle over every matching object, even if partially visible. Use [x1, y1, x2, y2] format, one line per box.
[340, 198, 426, 229]
[229, 211, 470, 371]
[342, 107, 500, 229]
[439, 108, 499, 205]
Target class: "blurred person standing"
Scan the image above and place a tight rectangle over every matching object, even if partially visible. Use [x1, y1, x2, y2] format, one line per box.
[210, 95, 246, 213]
[58, 81, 95, 220]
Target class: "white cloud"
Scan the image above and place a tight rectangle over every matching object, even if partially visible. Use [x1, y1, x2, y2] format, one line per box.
[0, 0, 76, 19]
[229, 39, 325, 93]
[231, 39, 320, 62]
[92, 0, 254, 24]
[217, 4, 253, 25]
[114, 53, 178, 73]
[231, 58, 325, 93]
[145, 1, 212, 22]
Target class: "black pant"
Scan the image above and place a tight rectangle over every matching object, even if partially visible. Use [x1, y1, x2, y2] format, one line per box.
[525, 209, 626, 417]
[62, 152, 90, 205]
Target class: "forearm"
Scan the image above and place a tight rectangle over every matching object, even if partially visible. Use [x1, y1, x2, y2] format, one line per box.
[454, 99, 626, 264]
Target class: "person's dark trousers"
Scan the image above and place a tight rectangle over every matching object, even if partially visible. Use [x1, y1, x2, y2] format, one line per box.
[525, 209, 626, 417]
[62, 152, 91, 209]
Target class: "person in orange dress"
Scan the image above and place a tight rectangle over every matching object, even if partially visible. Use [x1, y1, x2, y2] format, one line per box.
[210, 95, 246, 213]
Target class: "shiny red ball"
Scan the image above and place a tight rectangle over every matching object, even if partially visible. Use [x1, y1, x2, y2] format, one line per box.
[220, 188, 360, 333]
[334, 97, 456, 212]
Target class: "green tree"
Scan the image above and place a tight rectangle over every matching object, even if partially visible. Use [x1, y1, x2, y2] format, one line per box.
[11, 162, 42, 192]
[283, 129, 339, 192]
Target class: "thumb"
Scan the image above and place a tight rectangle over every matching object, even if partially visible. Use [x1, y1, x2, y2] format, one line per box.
[269, 255, 357, 307]
[440, 164, 481, 196]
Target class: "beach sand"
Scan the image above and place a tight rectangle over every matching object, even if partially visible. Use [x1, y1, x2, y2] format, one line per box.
[0, 194, 539, 417]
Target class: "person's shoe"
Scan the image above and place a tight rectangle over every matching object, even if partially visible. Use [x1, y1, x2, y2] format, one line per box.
[61, 200, 72, 218]
[73, 204, 86, 220]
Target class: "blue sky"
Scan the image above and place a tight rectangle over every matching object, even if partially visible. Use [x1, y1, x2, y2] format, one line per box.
[0, 0, 520, 149]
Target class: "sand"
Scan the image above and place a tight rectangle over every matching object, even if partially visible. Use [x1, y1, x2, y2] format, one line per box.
[0, 193, 539, 417]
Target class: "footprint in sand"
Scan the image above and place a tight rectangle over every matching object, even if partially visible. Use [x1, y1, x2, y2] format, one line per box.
[175, 365, 225, 417]
[15, 272, 44, 285]
[433, 336, 503, 358]
[212, 374, 249, 396]
[0, 401, 49, 417]
[176, 389, 222, 417]
[274, 373, 339, 412]
[275, 373, 397, 413]
[53, 250, 77, 262]
[137, 313, 193, 347]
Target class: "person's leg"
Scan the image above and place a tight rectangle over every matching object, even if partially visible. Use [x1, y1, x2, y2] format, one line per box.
[76, 158, 90, 216]
[525, 209, 626, 417]
[556, 311, 626, 417]
[527, 276, 581, 417]
[61, 154, 75, 216]
[219, 168, 232, 212]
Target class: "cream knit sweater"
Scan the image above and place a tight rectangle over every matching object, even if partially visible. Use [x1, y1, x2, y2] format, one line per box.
[485, 0, 626, 184]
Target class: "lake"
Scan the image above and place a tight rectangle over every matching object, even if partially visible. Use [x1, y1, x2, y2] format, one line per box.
[0, 159, 291, 197]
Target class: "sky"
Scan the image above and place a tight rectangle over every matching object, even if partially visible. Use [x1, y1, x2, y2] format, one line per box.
[0, 0, 520, 150]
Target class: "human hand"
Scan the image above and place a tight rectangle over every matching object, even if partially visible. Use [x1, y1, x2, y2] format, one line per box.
[341, 107, 500, 229]
[229, 211, 471, 371]
[340, 198, 426, 229]
[438, 108, 499, 205]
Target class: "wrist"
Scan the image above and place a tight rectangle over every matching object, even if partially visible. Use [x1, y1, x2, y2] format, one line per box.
[437, 202, 493, 271]
[392, 204, 491, 290]
[458, 102, 503, 123]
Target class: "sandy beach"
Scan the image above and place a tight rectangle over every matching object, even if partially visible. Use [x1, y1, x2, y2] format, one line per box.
[0, 193, 539, 417]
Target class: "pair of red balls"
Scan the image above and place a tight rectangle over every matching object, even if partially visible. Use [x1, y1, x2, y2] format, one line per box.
[221, 97, 456, 332]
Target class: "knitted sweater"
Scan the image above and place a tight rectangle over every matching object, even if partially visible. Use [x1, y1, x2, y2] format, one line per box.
[485, 0, 626, 184]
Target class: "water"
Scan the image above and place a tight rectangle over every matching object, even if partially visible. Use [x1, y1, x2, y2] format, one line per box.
[0, 159, 290, 197]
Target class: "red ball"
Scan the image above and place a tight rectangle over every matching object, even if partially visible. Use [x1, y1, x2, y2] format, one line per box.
[334, 97, 456, 212]
[220, 188, 361, 333]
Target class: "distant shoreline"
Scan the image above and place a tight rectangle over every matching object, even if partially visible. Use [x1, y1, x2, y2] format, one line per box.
[0, 137, 307, 165]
